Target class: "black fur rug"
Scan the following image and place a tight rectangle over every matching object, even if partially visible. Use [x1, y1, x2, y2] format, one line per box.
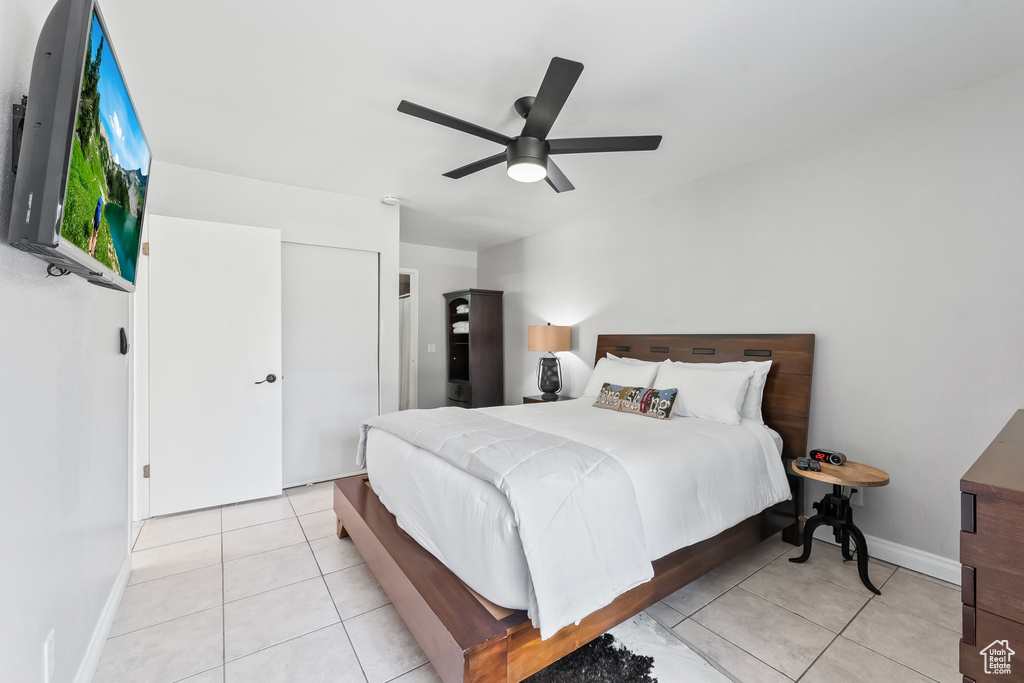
[524, 633, 657, 683]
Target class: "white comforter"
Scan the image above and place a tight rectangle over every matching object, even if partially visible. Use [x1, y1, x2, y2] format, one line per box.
[357, 407, 654, 639]
[481, 401, 792, 560]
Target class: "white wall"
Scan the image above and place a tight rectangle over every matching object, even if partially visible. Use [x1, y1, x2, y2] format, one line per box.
[1, 1, 132, 681]
[399, 242, 477, 408]
[479, 68, 1024, 563]
[142, 161, 400, 493]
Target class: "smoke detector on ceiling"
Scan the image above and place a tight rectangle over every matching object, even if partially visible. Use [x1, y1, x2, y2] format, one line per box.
[381, 195, 401, 206]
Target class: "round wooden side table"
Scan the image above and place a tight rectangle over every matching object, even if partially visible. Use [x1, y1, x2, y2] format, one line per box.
[788, 459, 890, 594]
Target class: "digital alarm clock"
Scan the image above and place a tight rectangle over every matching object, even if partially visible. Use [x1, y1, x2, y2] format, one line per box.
[809, 448, 847, 465]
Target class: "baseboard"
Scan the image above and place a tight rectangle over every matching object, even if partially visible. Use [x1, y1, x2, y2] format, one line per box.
[811, 527, 961, 586]
[74, 553, 131, 683]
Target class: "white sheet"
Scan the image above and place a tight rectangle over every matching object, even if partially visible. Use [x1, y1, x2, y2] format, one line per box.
[365, 400, 791, 622]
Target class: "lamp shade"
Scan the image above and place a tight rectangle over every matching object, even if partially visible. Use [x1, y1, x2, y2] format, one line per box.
[528, 325, 571, 352]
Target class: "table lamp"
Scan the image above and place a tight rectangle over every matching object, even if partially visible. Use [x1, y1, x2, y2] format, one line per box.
[528, 323, 571, 400]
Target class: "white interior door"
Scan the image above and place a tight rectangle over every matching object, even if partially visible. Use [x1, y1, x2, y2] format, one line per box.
[282, 243, 378, 486]
[149, 216, 282, 516]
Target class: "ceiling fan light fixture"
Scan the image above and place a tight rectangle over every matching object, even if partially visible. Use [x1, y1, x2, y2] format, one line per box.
[507, 157, 547, 183]
[506, 136, 549, 183]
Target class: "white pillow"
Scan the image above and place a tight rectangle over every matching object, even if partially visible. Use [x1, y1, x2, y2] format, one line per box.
[581, 358, 660, 397]
[606, 353, 664, 366]
[660, 360, 771, 423]
[653, 363, 754, 425]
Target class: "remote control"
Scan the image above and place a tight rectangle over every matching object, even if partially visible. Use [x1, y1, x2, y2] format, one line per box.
[796, 457, 821, 472]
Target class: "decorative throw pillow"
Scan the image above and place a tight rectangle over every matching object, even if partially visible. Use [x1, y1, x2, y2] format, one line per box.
[592, 383, 678, 420]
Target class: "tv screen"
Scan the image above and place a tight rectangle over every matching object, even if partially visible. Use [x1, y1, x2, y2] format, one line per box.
[8, 0, 151, 292]
[62, 11, 150, 285]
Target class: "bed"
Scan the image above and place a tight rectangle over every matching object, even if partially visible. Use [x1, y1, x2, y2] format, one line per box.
[334, 333, 814, 682]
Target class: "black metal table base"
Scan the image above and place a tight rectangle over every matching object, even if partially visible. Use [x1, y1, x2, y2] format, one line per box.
[789, 484, 881, 594]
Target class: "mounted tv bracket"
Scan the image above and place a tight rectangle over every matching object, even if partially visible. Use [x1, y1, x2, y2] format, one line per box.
[12, 96, 27, 174]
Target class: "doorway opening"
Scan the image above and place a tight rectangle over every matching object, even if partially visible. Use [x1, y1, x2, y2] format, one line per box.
[399, 269, 419, 410]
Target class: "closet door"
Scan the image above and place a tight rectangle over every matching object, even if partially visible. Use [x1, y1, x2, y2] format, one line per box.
[281, 243, 379, 485]
[149, 216, 283, 516]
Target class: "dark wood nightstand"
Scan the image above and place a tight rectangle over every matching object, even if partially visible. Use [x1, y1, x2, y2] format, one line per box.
[523, 395, 572, 404]
[789, 459, 889, 594]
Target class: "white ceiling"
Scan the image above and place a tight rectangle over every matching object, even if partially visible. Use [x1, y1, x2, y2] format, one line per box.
[101, 0, 1024, 252]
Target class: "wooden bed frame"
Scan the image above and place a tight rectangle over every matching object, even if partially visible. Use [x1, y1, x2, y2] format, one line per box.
[334, 333, 815, 682]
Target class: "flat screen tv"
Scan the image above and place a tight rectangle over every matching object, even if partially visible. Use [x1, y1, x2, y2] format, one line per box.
[9, 0, 151, 292]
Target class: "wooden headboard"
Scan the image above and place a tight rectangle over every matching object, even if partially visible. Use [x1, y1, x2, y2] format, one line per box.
[593, 334, 815, 462]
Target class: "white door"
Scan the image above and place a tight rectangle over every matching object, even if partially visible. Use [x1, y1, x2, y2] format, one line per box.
[149, 216, 282, 516]
[282, 243, 378, 486]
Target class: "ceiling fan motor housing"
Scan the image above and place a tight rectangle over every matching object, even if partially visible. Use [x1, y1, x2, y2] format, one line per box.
[507, 136, 548, 166]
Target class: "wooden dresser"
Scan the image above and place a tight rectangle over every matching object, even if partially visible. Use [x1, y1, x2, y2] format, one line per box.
[960, 410, 1024, 682]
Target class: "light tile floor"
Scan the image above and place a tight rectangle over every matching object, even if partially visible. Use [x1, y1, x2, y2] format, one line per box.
[99, 484, 962, 682]
[666, 536, 962, 683]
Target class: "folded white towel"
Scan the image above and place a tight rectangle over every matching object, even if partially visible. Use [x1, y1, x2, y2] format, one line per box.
[455, 304, 469, 314]
[452, 322, 469, 333]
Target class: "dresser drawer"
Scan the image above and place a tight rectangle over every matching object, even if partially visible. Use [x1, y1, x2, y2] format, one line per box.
[961, 494, 1024, 623]
[446, 382, 472, 404]
[960, 606, 1024, 681]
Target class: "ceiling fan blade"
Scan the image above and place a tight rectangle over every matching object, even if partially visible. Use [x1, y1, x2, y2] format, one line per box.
[521, 57, 584, 140]
[548, 135, 663, 155]
[398, 100, 512, 146]
[443, 152, 507, 179]
[544, 158, 575, 193]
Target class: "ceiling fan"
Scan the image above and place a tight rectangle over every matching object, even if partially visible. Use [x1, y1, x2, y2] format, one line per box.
[397, 57, 662, 193]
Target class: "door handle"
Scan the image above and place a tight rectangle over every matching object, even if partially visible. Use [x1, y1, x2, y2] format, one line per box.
[255, 374, 277, 385]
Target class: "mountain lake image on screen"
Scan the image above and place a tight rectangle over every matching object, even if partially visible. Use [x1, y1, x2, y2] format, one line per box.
[61, 10, 150, 284]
